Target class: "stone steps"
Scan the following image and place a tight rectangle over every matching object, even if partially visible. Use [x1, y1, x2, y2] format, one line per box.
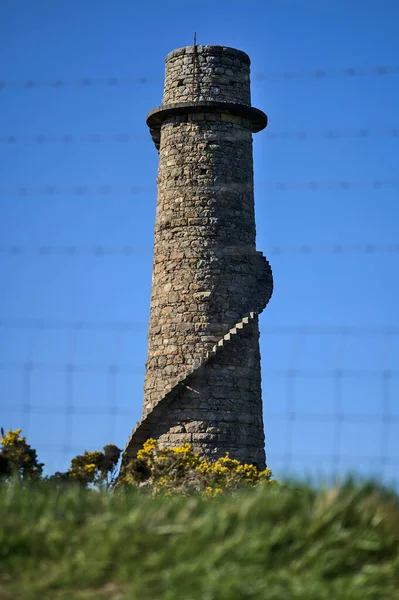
[122, 250, 273, 462]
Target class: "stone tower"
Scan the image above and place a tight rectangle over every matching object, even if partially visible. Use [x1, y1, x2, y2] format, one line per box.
[123, 44, 273, 469]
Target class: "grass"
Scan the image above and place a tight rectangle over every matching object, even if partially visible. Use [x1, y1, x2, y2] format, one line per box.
[0, 479, 398, 599]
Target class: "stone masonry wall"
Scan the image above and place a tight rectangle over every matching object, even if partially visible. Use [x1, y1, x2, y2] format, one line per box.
[162, 45, 251, 105]
[124, 46, 273, 469]
[144, 116, 257, 410]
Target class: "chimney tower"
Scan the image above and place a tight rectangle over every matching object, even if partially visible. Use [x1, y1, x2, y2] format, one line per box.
[123, 44, 273, 468]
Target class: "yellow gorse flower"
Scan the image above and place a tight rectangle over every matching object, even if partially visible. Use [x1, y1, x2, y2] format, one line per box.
[1, 429, 25, 446]
[84, 463, 97, 473]
[137, 438, 157, 459]
[172, 443, 192, 455]
[202, 486, 223, 498]
[123, 438, 274, 495]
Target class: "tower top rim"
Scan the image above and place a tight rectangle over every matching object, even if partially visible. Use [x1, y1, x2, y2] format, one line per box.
[146, 101, 267, 150]
[165, 45, 251, 65]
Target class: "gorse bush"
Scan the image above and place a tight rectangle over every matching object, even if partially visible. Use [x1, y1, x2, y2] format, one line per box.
[0, 428, 121, 490]
[1, 429, 274, 495]
[63, 444, 121, 490]
[118, 438, 274, 496]
[0, 428, 43, 481]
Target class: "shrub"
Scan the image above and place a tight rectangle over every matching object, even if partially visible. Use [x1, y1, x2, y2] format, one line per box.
[118, 438, 274, 496]
[0, 428, 44, 481]
[49, 444, 122, 490]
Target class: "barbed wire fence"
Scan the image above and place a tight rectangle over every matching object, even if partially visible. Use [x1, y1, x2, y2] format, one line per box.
[1, 62, 398, 483]
[1, 179, 398, 197]
[0, 244, 398, 257]
[0, 63, 398, 88]
[1, 319, 398, 482]
[1, 127, 399, 144]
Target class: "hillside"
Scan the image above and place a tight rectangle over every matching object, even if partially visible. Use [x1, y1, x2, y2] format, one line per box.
[0, 481, 398, 599]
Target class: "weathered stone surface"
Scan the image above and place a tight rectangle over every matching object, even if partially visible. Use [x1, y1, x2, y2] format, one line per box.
[123, 45, 273, 470]
[162, 45, 251, 106]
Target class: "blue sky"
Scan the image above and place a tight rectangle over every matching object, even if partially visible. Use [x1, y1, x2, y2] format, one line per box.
[0, 0, 398, 484]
